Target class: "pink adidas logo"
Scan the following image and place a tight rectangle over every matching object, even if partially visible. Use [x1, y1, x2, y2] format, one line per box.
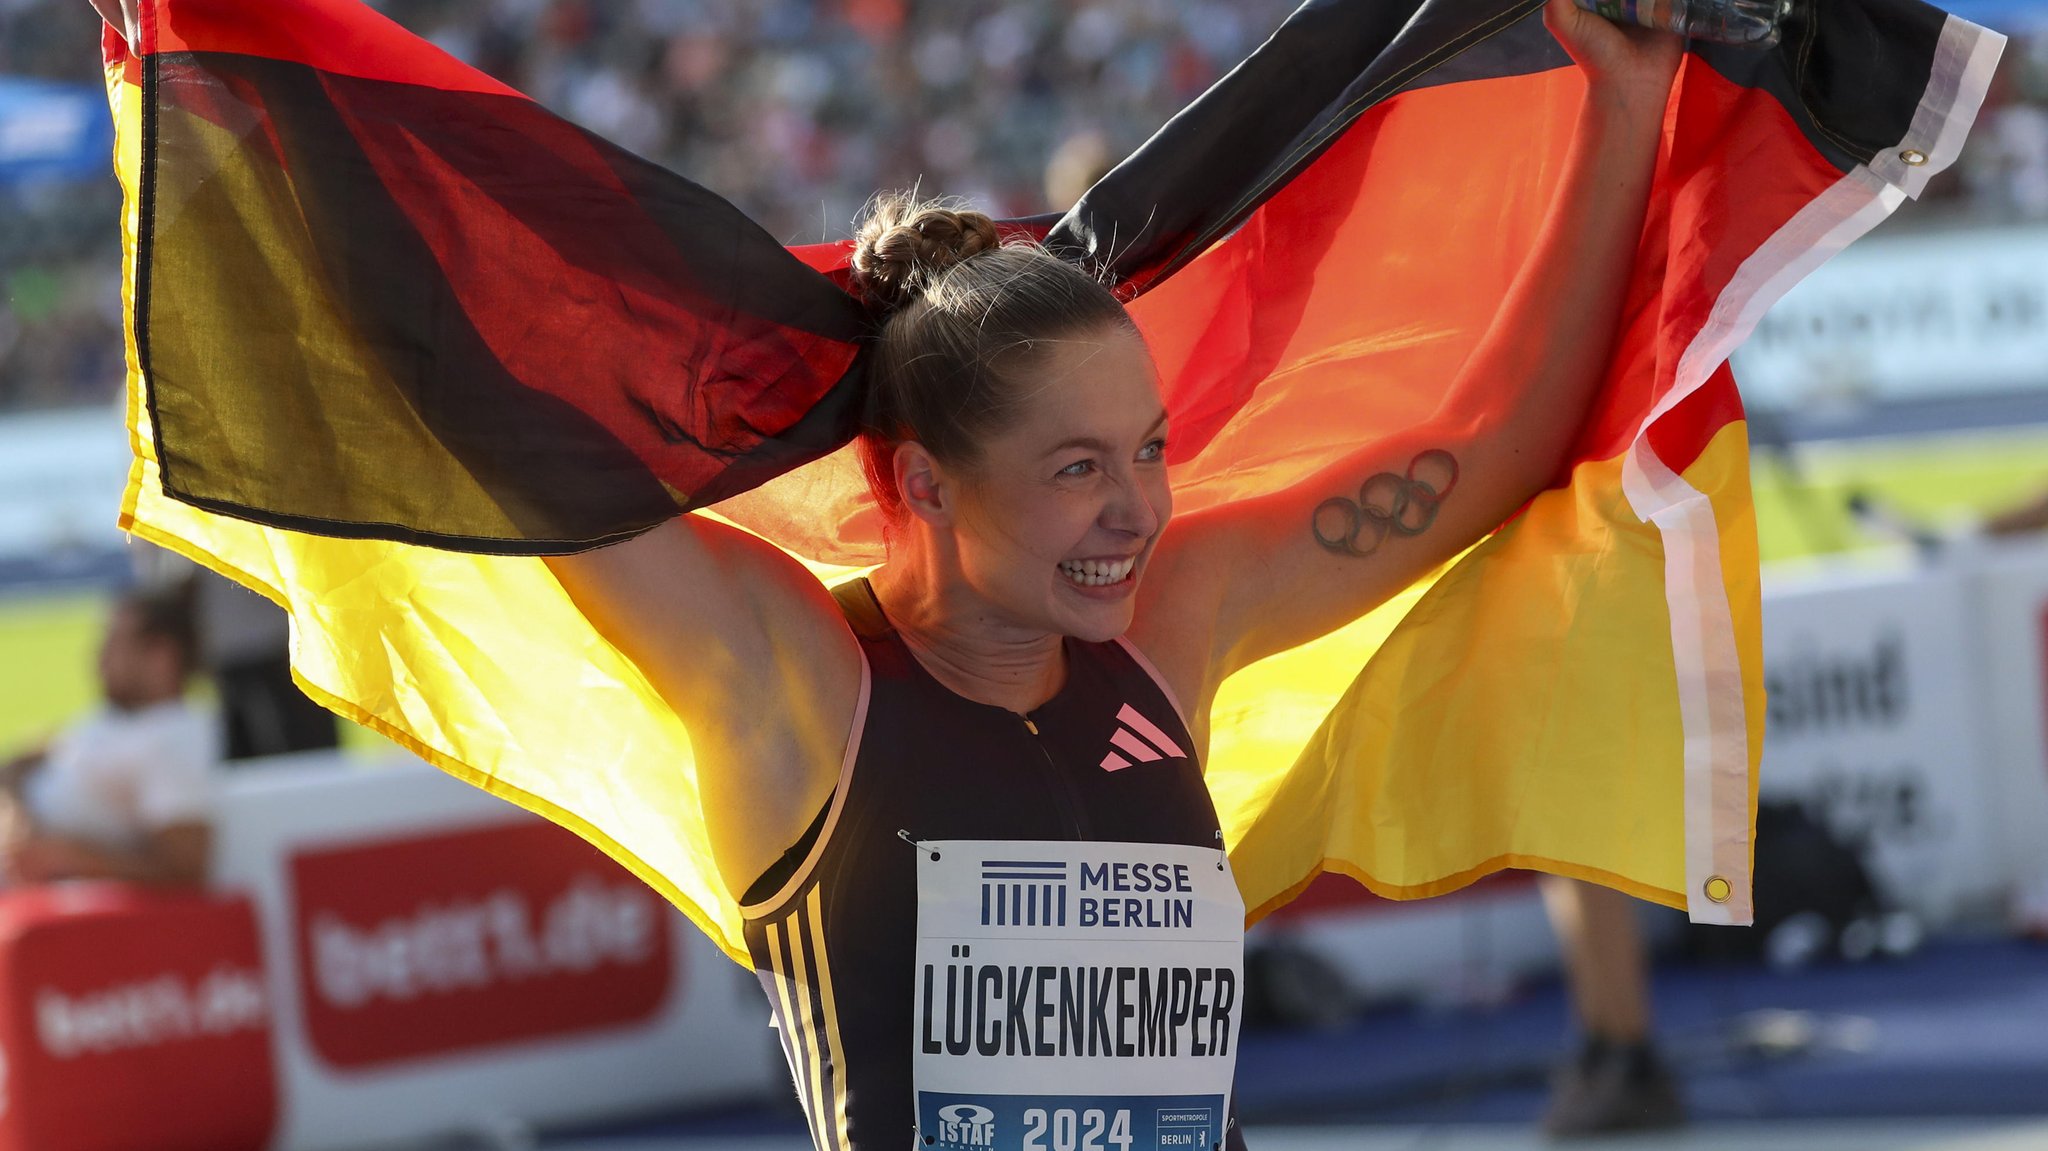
[1099, 704, 1187, 771]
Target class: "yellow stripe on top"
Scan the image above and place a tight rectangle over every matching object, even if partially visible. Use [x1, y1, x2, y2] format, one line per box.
[763, 918, 820, 1139]
[805, 885, 852, 1150]
[783, 904, 831, 1149]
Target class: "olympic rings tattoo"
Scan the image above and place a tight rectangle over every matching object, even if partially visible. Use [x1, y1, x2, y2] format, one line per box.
[1311, 449, 1461, 558]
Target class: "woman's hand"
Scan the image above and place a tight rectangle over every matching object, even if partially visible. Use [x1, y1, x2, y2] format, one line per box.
[87, 0, 140, 47]
[1147, 0, 1684, 686]
[1544, 0, 1687, 120]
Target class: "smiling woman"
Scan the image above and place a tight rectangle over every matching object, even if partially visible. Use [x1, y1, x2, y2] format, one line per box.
[93, 0, 2006, 1141]
[541, 201, 1250, 1144]
[545, 36, 1677, 1115]
[887, 325, 1165, 629]
[846, 195, 1171, 645]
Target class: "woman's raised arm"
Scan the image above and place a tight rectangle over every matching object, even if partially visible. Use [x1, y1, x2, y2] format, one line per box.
[1138, 0, 1683, 688]
[544, 518, 862, 894]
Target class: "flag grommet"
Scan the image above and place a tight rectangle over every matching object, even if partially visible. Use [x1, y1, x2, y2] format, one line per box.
[1900, 148, 1928, 166]
[1703, 875, 1733, 903]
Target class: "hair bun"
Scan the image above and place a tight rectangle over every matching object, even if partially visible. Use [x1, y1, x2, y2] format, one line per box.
[850, 194, 1002, 310]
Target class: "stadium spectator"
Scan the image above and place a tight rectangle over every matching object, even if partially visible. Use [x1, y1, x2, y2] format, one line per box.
[193, 569, 340, 761]
[127, 544, 341, 761]
[0, 581, 218, 886]
[1985, 483, 2048, 535]
[1045, 127, 1115, 211]
[1539, 876, 1685, 1135]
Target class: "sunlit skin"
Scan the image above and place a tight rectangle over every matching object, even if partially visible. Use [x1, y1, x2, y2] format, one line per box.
[867, 328, 1169, 710]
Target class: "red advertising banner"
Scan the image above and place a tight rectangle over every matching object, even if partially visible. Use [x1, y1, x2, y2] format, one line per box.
[291, 820, 677, 1068]
[0, 885, 276, 1151]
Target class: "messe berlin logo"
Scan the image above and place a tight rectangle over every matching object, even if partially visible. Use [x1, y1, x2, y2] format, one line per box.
[980, 859, 1068, 926]
[981, 855, 1202, 930]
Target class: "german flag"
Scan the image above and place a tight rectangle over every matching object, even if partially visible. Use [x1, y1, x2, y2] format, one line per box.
[104, 0, 2003, 960]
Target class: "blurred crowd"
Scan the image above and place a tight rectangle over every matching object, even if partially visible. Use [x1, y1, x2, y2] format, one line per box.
[4, 0, 2048, 415]
[391, 0, 1288, 233]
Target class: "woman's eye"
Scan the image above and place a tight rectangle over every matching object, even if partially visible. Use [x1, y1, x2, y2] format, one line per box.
[1059, 460, 1094, 477]
[1138, 438, 1168, 462]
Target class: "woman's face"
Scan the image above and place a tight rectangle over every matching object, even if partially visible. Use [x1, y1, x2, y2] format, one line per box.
[945, 322, 1172, 642]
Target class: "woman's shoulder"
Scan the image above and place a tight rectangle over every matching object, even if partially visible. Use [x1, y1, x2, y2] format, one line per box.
[546, 517, 866, 897]
[1125, 549, 1226, 729]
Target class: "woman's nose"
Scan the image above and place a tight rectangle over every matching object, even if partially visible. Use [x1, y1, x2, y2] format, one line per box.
[1102, 471, 1162, 539]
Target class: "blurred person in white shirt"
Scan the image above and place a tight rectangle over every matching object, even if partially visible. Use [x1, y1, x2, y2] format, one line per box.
[0, 581, 217, 887]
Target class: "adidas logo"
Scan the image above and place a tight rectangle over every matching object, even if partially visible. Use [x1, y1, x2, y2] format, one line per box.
[1099, 704, 1187, 771]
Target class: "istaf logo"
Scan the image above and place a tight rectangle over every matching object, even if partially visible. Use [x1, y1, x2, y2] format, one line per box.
[934, 1103, 996, 1148]
[290, 821, 675, 1068]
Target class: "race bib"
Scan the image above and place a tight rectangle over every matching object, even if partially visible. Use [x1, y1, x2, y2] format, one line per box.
[913, 840, 1243, 1151]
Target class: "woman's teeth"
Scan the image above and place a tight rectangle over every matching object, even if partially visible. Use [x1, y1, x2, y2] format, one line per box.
[1058, 557, 1135, 587]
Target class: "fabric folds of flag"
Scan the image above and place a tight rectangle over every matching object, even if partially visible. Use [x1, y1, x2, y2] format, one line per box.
[105, 0, 2003, 961]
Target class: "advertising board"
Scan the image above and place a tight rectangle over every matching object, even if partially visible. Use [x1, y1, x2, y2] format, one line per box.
[1966, 538, 2048, 916]
[1758, 563, 2003, 923]
[291, 821, 676, 1069]
[0, 886, 275, 1151]
[212, 755, 775, 1151]
[1732, 226, 2048, 412]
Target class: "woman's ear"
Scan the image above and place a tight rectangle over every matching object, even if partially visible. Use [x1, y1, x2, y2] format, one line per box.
[892, 441, 953, 527]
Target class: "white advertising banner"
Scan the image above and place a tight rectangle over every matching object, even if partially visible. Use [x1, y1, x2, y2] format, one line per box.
[1758, 563, 2003, 923]
[0, 405, 128, 560]
[912, 841, 1242, 1151]
[1731, 225, 2048, 408]
[1964, 538, 2048, 906]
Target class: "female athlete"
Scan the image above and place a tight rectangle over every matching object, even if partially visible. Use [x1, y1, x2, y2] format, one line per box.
[536, 0, 1682, 1144]
[89, 0, 1682, 1142]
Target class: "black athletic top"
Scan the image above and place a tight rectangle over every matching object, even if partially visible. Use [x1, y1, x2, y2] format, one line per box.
[740, 578, 1246, 1151]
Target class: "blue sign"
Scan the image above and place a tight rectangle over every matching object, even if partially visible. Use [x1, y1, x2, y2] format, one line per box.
[916, 1092, 1226, 1151]
[0, 76, 115, 186]
[1937, 0, 2048, 31]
